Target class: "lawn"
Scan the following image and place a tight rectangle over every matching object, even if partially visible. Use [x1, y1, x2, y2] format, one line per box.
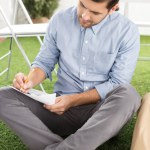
[0, 36, 150, 150]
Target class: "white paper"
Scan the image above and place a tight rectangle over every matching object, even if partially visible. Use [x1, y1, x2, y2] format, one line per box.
[10, 86, 56, 105]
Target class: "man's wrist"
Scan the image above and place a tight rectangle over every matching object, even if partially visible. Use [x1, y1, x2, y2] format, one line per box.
[69, 94, 80, 107]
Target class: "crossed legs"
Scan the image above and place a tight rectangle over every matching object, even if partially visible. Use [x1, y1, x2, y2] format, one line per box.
[0, 84, 141, 150]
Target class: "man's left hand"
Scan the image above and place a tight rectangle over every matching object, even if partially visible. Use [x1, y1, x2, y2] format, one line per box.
[43, 95, 76, 115]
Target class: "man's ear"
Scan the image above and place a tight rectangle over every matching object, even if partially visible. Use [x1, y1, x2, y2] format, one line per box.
[108, 3, 119, 15]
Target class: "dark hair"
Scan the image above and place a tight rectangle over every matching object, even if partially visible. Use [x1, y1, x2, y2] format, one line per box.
[92, 0, 119, 11]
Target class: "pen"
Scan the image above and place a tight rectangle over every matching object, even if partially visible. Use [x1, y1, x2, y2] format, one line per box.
[20, 69, 35, 91]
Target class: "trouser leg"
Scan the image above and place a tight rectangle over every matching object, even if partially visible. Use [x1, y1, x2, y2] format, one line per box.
[45, 84, 141, 150]
[0, 87, 99, 150]
[131, 93, 150, 150]
[0, 87, 63, 150]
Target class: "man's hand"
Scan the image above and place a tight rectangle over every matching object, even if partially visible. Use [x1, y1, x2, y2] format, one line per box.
[44, 95, 76, 115]
[13, 72, 33, 93]
[13, 68, 46, 93]
[44, 89, 100, 115]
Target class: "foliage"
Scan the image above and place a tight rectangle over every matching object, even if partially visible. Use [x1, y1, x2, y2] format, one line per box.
[23, 0, 58, 19]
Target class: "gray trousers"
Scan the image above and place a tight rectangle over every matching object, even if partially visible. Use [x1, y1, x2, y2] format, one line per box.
[0, 84, 141, 150]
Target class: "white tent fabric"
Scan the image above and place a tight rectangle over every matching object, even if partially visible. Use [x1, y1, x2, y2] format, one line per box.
[120, 0, 150, 36]
[0, 23, 48, 37]
[0, 0, 48, 91]
[0, 0, 28, 29]
[55, 0, 78, 13]
[0, 0, 15, 28]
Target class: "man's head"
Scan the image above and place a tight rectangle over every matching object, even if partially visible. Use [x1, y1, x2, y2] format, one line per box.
[77, 0, 119, 28]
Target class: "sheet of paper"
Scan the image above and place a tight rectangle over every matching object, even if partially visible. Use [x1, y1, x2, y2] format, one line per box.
[10, 86, 56, 105]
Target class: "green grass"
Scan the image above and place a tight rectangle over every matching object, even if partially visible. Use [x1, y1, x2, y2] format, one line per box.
[0, 37, 56, 93]
[0, 36, 150, 150]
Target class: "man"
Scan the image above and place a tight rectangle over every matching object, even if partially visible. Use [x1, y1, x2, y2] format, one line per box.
[0, 0, 141, 149]
[131, 93, 150, 150]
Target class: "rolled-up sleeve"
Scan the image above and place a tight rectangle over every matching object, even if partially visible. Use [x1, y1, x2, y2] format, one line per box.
[95, 24, 140, 100]
[31, 14, 60, 80]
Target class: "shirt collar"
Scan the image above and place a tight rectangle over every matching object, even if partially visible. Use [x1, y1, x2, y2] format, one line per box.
[80, 11, 119, 34]
[80, 26, 85, 32]
[92, 15, 109, 34]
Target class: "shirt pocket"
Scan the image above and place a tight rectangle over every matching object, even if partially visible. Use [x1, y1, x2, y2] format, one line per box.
[94, 52, 116, 74]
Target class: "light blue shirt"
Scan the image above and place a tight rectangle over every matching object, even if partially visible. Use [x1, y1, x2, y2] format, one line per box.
[32, 7, 140, 100]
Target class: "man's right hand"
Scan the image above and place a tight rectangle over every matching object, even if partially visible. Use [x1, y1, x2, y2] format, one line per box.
[13, 72, 33, 93]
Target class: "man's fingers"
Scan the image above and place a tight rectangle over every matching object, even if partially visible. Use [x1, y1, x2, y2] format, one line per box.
[13, 79, 21, 89]
[23, 81, 33, 90]
[44, 103, 65, 112]
[50, 103, 65, 111]
[13, 73, 33, 93]
[55, 112, 64, 115]
[13, 73, 27, 89]
[43, 105, 64, 115]
[55, 98, 61, 103]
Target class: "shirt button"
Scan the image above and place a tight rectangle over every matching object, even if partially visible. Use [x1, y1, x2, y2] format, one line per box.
[83, 57, 85, 61]
[85, 40, 88, 44]
[82, 72, 85, 75]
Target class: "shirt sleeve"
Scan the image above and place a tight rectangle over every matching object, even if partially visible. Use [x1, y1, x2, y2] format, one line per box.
[31, 14, 60, 80]
[95, 24, 140, 100]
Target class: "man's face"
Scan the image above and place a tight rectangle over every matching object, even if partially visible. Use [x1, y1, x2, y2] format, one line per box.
[77, 0, 110, 28]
